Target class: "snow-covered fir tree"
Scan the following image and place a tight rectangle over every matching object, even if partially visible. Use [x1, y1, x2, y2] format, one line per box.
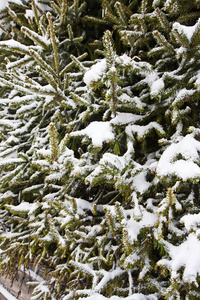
[0, 0, 200, 299]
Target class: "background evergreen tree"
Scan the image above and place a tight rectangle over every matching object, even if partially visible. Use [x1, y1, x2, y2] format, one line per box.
[0, 0, 200, 299]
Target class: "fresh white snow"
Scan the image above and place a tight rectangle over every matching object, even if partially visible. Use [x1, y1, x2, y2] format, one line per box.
[84, 59, 107, 86]
[0, 284, 18, 300]
[70, 121, 114, 147]
[80, 294, 158, 300]
[150, 78, 164, 98]
[111, 112, 142, 125]
[159, 233, 200, 285]
[0, 0, 8, 10]
[181, 212, 200, 231]
[173, 18, 200, 42]
[156, 134, 200, 181]
[0, 6, 200, 300]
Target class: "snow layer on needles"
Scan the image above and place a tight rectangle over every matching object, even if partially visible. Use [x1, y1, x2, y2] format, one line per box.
[0, 0, 8, 10]
[150, 78, 164, 97]
[181, 212, 200, 231]
[84, 59, 107, 86]
[80, 293, 158, 300]
[70, 121, 114, 147]
[111, 112, 142, 125]
[159, 233, 200, 285]
[157, 134, 200, 181]
[173, 18, 200, 42]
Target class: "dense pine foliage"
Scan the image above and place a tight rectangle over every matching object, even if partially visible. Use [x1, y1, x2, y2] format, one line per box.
[0, 0, 200, 299]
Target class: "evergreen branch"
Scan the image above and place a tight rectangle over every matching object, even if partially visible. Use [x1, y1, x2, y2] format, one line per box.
[122, 228, 131, 255]
[70, 92, 90, 107]
[31, 0, 40, 28]
[0, 131, 6, 141]
[155, 8, 171, 33]
[83, 15, 107, 25]
[27, 14, 37, 32]
[50, 1, 61, 15]
[29, 49, 57, 79]
[0, 40, 30, 55]
[74, 0, 79, 17]
[0, 165, 24, 184]
[115, 2, 128, 27]
[47, 12, 60, 86]
[67, 24, 74, 40]
[120, 30, 143, 46]
[60, 0, 68, 24]
[70, 54, 87, 72]
[36, 66, 57, 90]
[105, 211, 118, 241]
[138, 16, 147, 34]
[105, 11, 120, 25]
[56, 0, 62, 6]
[78, 2, 87, 15]
[23, 81, 56, 95]
[58, 133, 71, 155]
[103, 30, 115, 67]
[0, 23, 12, 38]
[0, 158, 26, 170]
[191, 28, 200, 47]
[140, 0, 147, 14]
[153, 30, 174, 52]
[172, 28, 190, 48]
[115, 201, 124, 224]
[0, 77, 33, 95]
[60, 52, 87, 77]
[47, 214, 66, 248]
[21, 27, 50, 49]
[7, 7, 24, 27]
[7, 56, 32, 70]
[64, 73, 69, 90]
[39, 15, 46, 37]
[49, 122, 59, 160]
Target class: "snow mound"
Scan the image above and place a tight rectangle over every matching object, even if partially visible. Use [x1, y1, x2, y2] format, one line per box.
[70, 121, 114, 147]
[173, 18, 200, 42]
[157, 134, 200, 181]
[159, 233, 200, 285]
[84, 59, 107, 86]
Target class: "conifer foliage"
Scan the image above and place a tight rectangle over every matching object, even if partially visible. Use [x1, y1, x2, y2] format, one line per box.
[0, 0, 200, 299]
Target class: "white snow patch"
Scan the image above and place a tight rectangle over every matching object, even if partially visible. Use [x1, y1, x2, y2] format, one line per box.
[181, 213, 200, 231]
[172, 88, 195, 106]
[127, 208, 157, 242]
[0, 0, 8, 10]
[116, 53, 132, 66]
[76, 198, 93, 215]
[173, 19, 200, 42]
[80, 293, 157, 300]
[111, 112, 142, 125]
[100, 152, 126, 171]
[126, 122, 165, 140]
[6, 202, 39, 214]
[70, 121, 114, 147]
[150, 78, 164, 97]
[0, 284, 17, 300]
[0, 39, 29, 52]
[144, 72, 158, 88]
[157, 134, 200, 181]
[25, 9, 34, 19]
[84, 59, 107, 86]
[176, 46, 187, 57]
[159, 233, 200, 285]
[132, 171, 151, 194]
